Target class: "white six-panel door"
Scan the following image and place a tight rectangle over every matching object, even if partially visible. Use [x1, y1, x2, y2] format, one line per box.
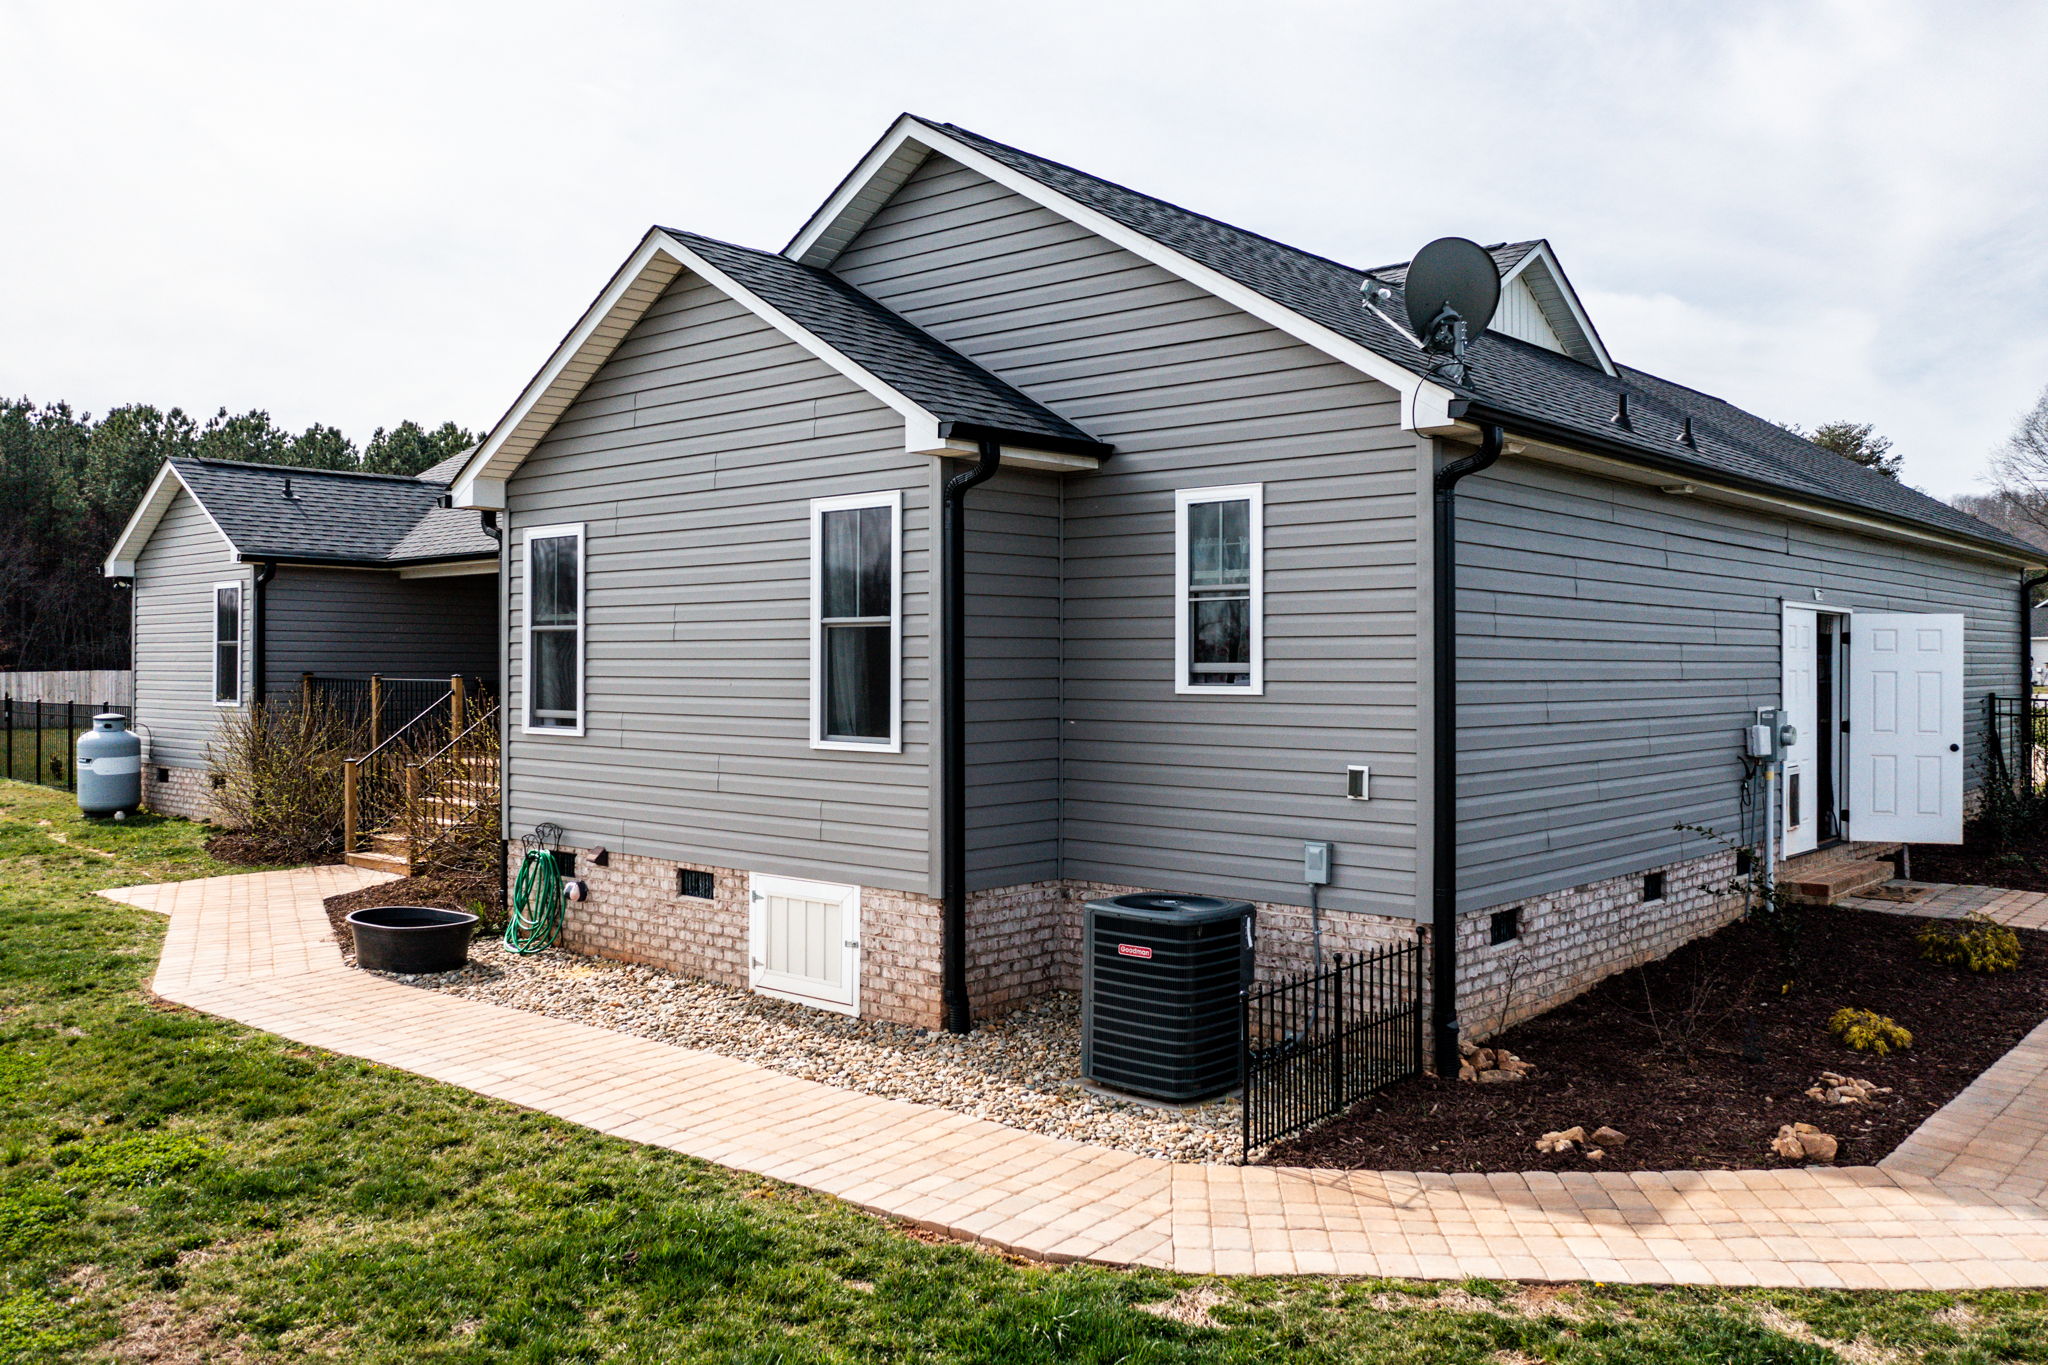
[1781, 606, 1821, 855]
[750, 874, 861, 1015]
[1847, 613, 1965, 844]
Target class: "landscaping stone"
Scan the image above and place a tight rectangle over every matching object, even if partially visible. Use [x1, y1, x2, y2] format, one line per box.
[1771, 1122, 1839, 1162]
[1535, 1126, 1584, 1154]
[1590, 1125, 1627, 1148]
[386, 936, 1239, 1163]
[1805, 1071, 1891, 1106]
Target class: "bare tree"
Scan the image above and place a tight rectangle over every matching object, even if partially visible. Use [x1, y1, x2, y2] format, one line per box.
[1988, 383, 2048, 540]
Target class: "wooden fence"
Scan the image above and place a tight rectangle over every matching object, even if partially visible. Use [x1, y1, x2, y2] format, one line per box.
[0, 670, 133, 708]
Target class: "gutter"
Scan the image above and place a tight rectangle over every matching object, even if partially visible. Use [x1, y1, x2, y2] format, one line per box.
[1447, 400, 2039, 567]
[251, 561, 277, 704]
[1430, 424, 1503, 1077]
[940, 436, 1003, 1034]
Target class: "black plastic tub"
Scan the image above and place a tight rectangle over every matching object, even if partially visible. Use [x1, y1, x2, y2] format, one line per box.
[345, 905, 478, 974]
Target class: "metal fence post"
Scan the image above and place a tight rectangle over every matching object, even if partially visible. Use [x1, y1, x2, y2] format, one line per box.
[1414, 929, 1427, 1078]
[1330, 953, 1346, 1115]
[33, 702, 43, 788]
[1239, 985, 1251, 1165]
[66, 702, 76, 791]
[3, 696, 11, 782]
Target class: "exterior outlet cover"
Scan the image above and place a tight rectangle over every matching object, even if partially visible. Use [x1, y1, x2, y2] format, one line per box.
[1346, 765, 1371, 800]
[1303, 840, 1334, 885]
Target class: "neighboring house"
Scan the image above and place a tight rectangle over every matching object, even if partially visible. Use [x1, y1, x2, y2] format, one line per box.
[445, 115, 2041, 1054]
[2033, 600, 2048, 686]
[103, 453, 500, 820]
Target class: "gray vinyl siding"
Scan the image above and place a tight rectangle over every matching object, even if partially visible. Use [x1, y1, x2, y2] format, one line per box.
[264, 568, 499, 697]
[1456, 455, 2025, 911]
[965, 469, 1063, 885]
[502, 273, 935, 891]
[835, 153, 1425, 915]
[130, 489, 247, 769]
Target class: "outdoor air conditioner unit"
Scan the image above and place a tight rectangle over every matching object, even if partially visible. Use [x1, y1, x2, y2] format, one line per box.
[1080, 892, 1255, 1103]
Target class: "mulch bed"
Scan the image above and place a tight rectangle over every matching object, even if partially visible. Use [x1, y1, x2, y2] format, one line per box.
[322, 874, 500, 950]
[1265, 906, 2048, 1173]
[1908, 823, 2048, 894]
[206, 831, 339, 867]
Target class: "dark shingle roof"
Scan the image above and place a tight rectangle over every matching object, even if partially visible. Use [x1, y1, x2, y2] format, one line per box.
[925, 119, 2034, 559]
[663, 229, 1105, 453]
[172, 458, 498, 566]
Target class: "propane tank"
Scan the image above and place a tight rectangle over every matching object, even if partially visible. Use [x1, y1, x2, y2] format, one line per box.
[76, 713, 142, 818]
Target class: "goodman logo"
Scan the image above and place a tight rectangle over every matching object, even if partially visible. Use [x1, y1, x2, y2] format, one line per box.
[1115, 944, 1153, 960]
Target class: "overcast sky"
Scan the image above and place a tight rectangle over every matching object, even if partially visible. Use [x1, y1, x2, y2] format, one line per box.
[4, 0, 2044, 497]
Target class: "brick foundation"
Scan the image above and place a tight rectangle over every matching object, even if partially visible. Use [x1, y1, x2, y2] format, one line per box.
[518, 842, 1820, 1043]
[143, 763, 219, 823]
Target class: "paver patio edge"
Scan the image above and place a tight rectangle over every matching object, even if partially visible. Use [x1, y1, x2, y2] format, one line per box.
[106, 868, 2048, 1287]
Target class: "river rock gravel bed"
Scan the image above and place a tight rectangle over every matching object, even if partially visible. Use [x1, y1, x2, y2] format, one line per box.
[380, 936, 1240, 1162]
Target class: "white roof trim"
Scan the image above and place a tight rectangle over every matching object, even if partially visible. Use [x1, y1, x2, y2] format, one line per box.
[784, 116, 1455, 427]
[447, 227, 1096, 511]
[102, 462, 237, 577]
[1499, 243, 1615, 376]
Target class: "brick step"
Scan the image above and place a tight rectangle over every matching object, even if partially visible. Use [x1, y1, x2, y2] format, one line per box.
[344, 850, 409, 875]
[1786, 859, 1895, 905]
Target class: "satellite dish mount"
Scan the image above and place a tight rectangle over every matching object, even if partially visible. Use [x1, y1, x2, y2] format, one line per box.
[1382, 237, 1501, 385]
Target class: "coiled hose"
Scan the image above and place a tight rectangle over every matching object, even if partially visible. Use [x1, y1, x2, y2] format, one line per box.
[505, 847, 565, 954]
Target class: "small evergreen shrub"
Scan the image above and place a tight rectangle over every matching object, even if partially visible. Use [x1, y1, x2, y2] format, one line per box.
[1917, 912, 2024, 974]
[1828, 1007, 1913, 1056]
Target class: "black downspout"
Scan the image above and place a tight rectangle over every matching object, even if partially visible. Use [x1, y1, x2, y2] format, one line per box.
[251, 561, 277, 705]
[940, 437, 1004, 1034]
[1430, 424, 1503, 1078]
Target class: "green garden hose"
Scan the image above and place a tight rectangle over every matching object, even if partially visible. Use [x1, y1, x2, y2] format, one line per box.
[505, 847, 565, 954]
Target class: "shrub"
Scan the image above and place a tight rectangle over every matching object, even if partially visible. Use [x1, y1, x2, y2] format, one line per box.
[208, 696, 363, 863]
[1917, 912, 2024, 974]
[1828, 1007, 1912, 1056]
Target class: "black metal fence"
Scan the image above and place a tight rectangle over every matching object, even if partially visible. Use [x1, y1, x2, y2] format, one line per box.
[303, 674, 491, 742]
[1240, 935, 1425, 1159]
[1, 699, 121, 793]
[1984, 693, 2048, 798]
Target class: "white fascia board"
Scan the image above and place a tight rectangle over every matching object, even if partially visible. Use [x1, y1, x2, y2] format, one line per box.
[1502, 242, 1615, 377]
[102, 462, 238, 576]
[785, 119, 1449, 427]
[786, 115, 934, 266]
[449, 226, 1094, 509]
[449, 231, 684, 511]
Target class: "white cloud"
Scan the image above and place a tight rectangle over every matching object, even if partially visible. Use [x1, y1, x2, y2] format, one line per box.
[0, 0, 2042, 495]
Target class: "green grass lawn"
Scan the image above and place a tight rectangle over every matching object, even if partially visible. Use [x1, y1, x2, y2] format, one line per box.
[2, 778, 2046, 1363]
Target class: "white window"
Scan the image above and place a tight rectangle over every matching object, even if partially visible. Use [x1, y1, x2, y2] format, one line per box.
[810, 491, 902, 751]
[1174, 484, 1264, 694]
[211, 582, 242, 705]
[523, 524, 585, 735]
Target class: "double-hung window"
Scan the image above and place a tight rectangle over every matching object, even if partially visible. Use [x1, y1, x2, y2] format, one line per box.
[1174, 484, 1263, 694]
[811, 490, 901, 751]
[211, 582, 242, 705]
[523, 524, 585, 734]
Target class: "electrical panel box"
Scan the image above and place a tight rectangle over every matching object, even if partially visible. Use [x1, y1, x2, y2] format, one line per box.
[1302, 840, 1333, 885]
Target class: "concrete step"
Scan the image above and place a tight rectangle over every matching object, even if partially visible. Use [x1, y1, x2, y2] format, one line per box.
[344, 850, 409, 875]
[1787, 858, 1895, 905]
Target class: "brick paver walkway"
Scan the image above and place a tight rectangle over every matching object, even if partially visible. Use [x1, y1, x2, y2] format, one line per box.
[106, 869, 2048, 1288]
[1840, 880, 2048, 931]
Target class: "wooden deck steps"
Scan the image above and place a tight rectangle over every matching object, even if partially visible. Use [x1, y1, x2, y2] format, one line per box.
[1786, 859, 1897, 905]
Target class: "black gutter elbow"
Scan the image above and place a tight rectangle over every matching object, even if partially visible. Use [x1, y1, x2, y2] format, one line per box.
[939, 437, 1004, 1034]
[1429, 424, 1503, 1078]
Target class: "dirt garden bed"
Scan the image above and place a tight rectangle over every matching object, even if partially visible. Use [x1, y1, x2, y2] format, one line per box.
[1908, 822, 2048, 894]
[1268, 905, 2048, 1173]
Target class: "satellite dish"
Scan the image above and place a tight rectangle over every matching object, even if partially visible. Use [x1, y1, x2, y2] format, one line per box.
[1402, 237, 1501, 341]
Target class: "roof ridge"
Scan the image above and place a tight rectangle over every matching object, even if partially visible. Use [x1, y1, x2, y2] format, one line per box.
[175, 456, 434, 484]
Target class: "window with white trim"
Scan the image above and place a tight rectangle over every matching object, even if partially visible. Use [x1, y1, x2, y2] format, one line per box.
[1175, 484, 1263, 693]
[211, 582, 242, 705]
[811, 491, 901, 750]
[523, 524, 584, 733]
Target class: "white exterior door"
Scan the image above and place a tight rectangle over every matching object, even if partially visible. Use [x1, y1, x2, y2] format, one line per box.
[1848, 613, 1965, 844]
[1781, 606, 1821, 855]
[750, 874, 861, 1015]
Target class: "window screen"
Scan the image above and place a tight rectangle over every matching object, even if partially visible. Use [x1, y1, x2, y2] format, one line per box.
[526, 529, 582, 729]
[213, 584, 241, 704]
[816, 500, 895, 744]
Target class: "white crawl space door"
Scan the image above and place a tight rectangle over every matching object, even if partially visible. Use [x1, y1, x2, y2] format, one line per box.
[750, 874, 860, 1014]
[1847, 613, 1965, 844]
